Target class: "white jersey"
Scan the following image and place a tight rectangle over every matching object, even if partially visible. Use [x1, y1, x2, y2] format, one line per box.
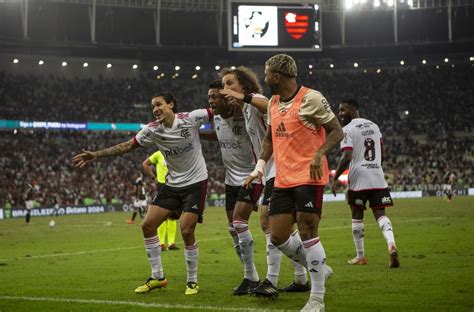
[341, 118, 388, 191]
[214, 115, 256, 186]
[134, 109, 212, 187]
[243, 93, 276, 182]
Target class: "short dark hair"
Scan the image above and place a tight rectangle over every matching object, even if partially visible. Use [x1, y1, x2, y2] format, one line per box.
[153, 92, 178, 113]
[341, 99, 359, 110]
[209, 80, 223, 90]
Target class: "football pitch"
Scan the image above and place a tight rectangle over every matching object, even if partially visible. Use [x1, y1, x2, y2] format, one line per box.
[0, 197, 473, 311]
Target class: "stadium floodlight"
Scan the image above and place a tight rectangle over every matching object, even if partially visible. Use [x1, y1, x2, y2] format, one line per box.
[444, 58, 449, 63]
[470, 56, 474, 61]
[330, 64, 334, 68]
[422, 59, 427, 64]
[405, 110, 409, 115]
[345, 0, 353, 10]
[407, 0, 413, 7]
[13, 58, 19, 64]
[451, 64, 455, 68]
[436, 65, 440, 69]
[374, 0, 381, 7]
[192, 74, 198, 79]
[14, 129, 18, 134]
[376, 68, 382, 74]
[153, 65, 159, 71]
[132, 64, 138, 69]
[363, 69, 367, 73]
[354, 62, 359, 68]
[156, 75, 161, 80]
[231, 66, 236, 70]
[195, 66, 201, 71]
[107, 63, 112, 69]
[62, 61, 67, 67]
[38, 60, 44, 65]
[83, 62, 89, 68]
[309, 71, 313, 75]
[160, 73, 165, 77]
[175, 65, 180, 71]
[215, 65, 221, 70]
[400, 60, 405, 66]
[387, 0, 394, 6]
[308, 64, 313, 69]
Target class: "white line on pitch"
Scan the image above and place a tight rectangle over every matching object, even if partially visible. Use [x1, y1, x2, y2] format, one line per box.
[0, 217, 444, 262]
[0, 296, 293, 311]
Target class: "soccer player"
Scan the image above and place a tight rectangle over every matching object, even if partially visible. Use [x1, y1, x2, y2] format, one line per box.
[331, 99, 400, 269]
[442, 168, 456, 202]
[205, 79, 263, 295]
[127, 171, 147, 224]
[73, 92, 212, 295]
[24, 180, 37, 224]
[244, 54, 343, 312]
[218, 70, 309, 297]
[143, 150, 179, 250]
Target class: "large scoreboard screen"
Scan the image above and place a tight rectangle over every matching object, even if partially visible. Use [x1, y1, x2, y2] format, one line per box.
[228, 0, 321, 52]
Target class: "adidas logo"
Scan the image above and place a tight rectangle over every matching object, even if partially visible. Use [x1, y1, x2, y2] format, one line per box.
[191, 204, 198, 210]
[275, 122, 289, 138]
[304, 201, 314, 208]
[243, 195, 251, 200]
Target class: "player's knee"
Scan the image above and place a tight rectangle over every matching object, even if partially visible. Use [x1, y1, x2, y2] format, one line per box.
[141, 221, 156, 236]
[269, 233, 287, 247]
[180, 226, 194, 241]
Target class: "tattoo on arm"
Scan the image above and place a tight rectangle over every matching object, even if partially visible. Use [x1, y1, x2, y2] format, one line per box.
[259, 126, 274, 161]
[95, 139, 138, 158]
[318, 117, 344, 156]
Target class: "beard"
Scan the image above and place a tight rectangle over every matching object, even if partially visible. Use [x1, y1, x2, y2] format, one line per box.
[341, 116, 352, 126]
[268, 82, 279, 95]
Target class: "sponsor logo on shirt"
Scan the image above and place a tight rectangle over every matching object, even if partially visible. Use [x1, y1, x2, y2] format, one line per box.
[219, 140, 243, 150]
[180, 128, 191, 139]
[163, 143, 194, 157]
[275, 122, 289, 138]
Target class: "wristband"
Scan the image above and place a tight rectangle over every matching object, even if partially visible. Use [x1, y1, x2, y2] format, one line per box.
[243, 94, 252, 103]
[250, 159, 266, 178]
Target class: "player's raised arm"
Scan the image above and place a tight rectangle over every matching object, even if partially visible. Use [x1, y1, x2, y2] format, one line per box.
[219, 89, 268, 114]
[72, 138, 138, 168]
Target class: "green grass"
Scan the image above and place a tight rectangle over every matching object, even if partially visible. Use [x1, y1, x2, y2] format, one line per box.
[0, 197, 473, 311]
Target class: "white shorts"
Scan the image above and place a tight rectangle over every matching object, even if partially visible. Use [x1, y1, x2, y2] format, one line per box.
[134, 199, 147, 208]
[442, 184, 452, 191]
[25, 200, 34, 210]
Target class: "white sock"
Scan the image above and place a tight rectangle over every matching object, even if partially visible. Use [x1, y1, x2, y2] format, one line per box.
[265, 232, 282, 287]
[144, 235, 164, 280]
[377, 216, 396, 250]
[352, 219, 365, 258]
[303, 237, 328, 302]
[276, 232, 307, 268]
[184, 241, 199, 283]
[233, 219, 259, 282]
[228, 223, 243, 262]
[290, 230, 308, 285]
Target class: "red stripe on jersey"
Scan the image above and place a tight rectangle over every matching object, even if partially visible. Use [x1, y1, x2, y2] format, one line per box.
[206, 108, 213, 121]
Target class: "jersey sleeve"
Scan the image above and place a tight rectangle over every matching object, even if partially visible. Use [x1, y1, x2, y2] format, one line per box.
[300, 90, 336, 127]
[148, 151, 160, 165]
[340, 127, 353, 151]
[189, 108, 213, 128]
[266, 97, 273, 125]
[134, 124, 153, 147]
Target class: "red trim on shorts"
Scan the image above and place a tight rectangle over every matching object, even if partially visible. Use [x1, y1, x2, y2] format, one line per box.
[341, 146, 353, 151]
[371, 204, 393, 210]
[315, 185, 323, 210]
[349, 187, 389, 192]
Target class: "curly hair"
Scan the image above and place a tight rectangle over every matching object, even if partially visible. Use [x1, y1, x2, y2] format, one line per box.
[219, 66, 263, 94]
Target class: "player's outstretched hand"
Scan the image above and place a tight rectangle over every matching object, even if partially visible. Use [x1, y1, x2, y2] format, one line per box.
[72, 149, 97, 168]
[331, 180, 339, 197]
[310, 152, 323, 181]
[219, 89, 244, 102]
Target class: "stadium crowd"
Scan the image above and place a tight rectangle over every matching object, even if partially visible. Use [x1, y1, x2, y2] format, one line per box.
[1, 64, 472, 208]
